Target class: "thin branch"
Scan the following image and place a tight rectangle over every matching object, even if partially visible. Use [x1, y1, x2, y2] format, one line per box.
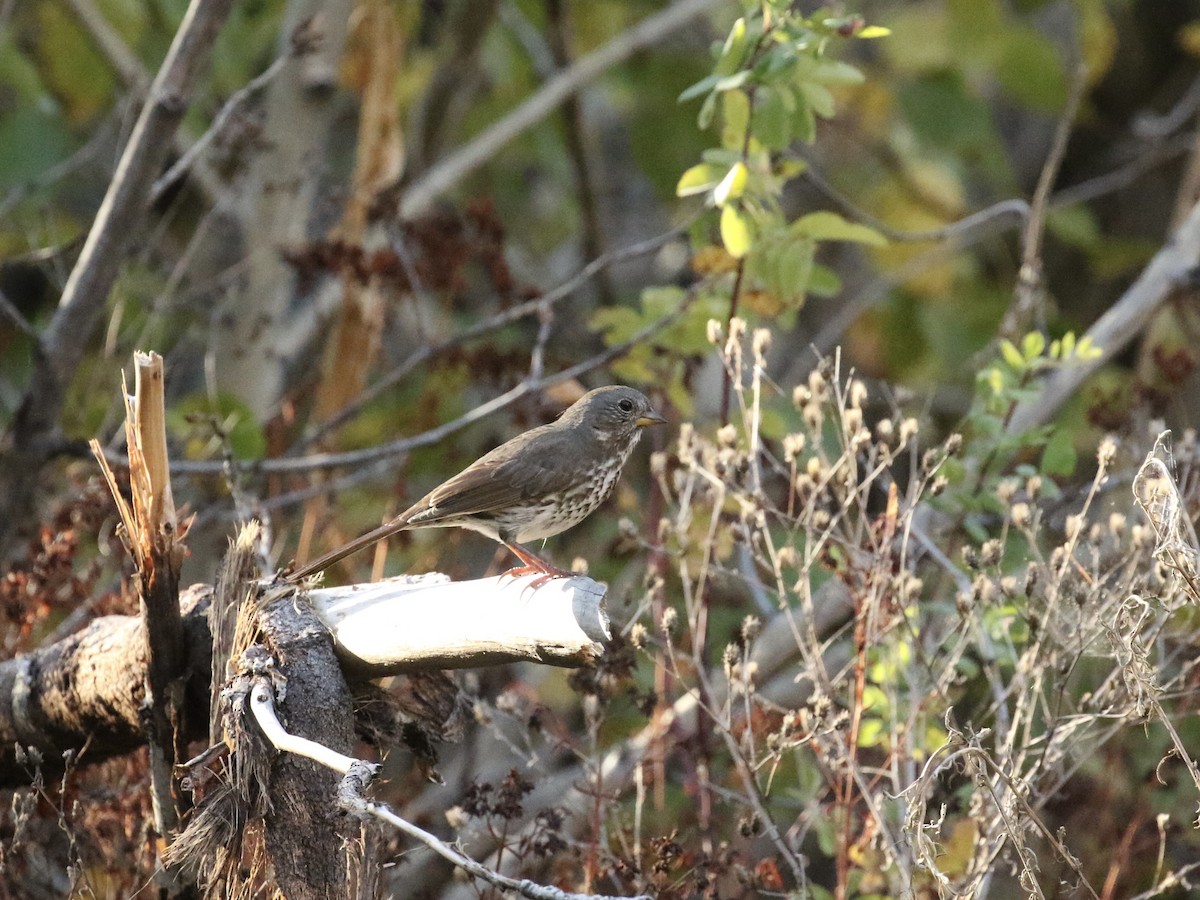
[0, 288, 40, 344]
[3, 0, 236, 548]
[298, 222, 688, 448]
[248, 676, 648, 900]
[148, 284, 689, 479]
[150, 47, 294, 203]
[1002, 62, 1088, 339]
[1006, 197, 1200, 434]
[400, 0, 722, 217]
[365, 798, 645, 900]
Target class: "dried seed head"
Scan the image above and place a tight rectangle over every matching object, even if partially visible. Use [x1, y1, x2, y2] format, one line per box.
[723, 643, 739, 672]
[875, 418, 894, 440]
[1108, 512, 1127, 537]
[677, 422, 695, 460]
[661, 607, 678, 634]
[806, 456, 823, 479]
[842, 406, 863, 434]
[728, 316, 747, 343]
[848, 379, 868, 409]
[1025, 475, 1043, 499]
[742, 614, 762, 641]
[718, 423, 739, 447]
[899, 418, 920, 445]
[783, 433, 806, 462]
[1011, 502, 1031, 528]
[792, 385, 810, 407]
[1131, 523, 1151, 549]
[630, 622, 648, 649]
[650, 451, 668, 478]
[752, 328, 772, 358]
[996, 478, 1019, 505]
[1064, 514, 1084, 542]
[1097, 435, 1117, 468]
[707, 318, 724, 345]
[930, 475, 948, 496]
[808, 368, 827, 399]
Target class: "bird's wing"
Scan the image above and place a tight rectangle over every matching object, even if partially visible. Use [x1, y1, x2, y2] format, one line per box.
[402, 425, 580, 523]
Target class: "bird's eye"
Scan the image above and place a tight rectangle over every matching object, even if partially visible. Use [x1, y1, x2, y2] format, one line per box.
[618, 398, 635, 413]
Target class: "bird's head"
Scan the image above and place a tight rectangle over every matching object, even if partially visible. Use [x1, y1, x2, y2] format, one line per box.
[561, 385, 667, 444]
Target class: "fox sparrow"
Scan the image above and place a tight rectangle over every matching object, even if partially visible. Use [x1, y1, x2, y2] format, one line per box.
[291, 385, 666, 580]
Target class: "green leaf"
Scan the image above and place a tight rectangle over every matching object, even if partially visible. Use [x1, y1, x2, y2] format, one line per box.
[721, 89, 751, 150]
[641, 285, 687, 317]
[790, 87, 816, 142]
[798, 82, 835, 119]
[775, 236, 815, 302]
[857, 25, 891, 39]
[697, 91, 718, 130]
[996, 25, 1067, 110]
[999, 340, 1024, 370]
[1040, 428, 1077, 477]
[714, 71, 752, 92]
[589, 307, 642, 345]
[714, 17, 750, 77]
[712, 162, 748, 206]
[1047, 206, 1101, 251]
[679, 73, 720, 102]
[676, 163, 725, 197]
[1022, 331, 1046, 360]
[807, 263, 842, 297]
[720, 204, 753, 258]
[807, 58, 865, 86]
[791, 211, 887, 246]
[753, 85, 791, 150]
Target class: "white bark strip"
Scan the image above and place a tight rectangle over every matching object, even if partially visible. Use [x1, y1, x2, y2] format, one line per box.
[307, 572, 610, 673]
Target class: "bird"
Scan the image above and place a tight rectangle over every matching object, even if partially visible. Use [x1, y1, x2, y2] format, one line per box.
[290, 385, 666, 581]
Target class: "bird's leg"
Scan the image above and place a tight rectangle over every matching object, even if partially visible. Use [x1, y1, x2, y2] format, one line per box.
[500, 541, 575, 582]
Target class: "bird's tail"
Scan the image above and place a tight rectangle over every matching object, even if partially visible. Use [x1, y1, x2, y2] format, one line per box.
[289, 519, 409, 581]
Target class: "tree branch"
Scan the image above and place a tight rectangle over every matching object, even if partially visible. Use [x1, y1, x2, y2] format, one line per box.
[1006, 198, 1200, 434]
[2, 0, 236, 552]
[400, 0, 722, 217]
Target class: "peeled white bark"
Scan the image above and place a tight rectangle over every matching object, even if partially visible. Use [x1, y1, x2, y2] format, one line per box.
[307, 572, 610, 674]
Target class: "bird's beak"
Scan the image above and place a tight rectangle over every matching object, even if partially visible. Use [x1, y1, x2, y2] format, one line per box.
[636, 410, 668, 427]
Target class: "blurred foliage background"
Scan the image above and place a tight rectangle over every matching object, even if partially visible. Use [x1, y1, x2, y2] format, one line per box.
[6, 0, 1200, 897]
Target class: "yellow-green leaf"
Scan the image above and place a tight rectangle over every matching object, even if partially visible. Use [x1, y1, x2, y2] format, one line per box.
[722, 89, 751, 150]
[715, 17, 749, 77]
[999, 340, 1024, 369]
[791, 211, 887, 246]
[720, 204, 752, 258]
[676, 163, 725, 197]
[857, 25, 891, 39]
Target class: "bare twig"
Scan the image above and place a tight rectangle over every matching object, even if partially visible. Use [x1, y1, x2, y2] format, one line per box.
[1001, 62, 1088, 340]
[298, 222, 688, 448]
[133, 286, 688, 480]
[1006, 198, 1200, 433]
[248, 676, 649, 900]
[400, 0, 722, 217]
[150, 48, 294, 203]
[2, 0, 236, 551]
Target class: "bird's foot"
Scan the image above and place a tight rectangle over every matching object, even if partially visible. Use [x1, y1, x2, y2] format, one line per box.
[500, 541, 576, 588]
[501, 562, 576, 589]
